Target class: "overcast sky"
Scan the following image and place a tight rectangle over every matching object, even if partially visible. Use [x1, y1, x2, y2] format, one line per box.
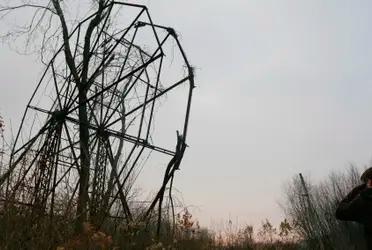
[2, 0, 372, 229]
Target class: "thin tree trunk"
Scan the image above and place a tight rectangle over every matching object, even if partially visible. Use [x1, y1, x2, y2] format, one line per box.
[76, 87, 90, 232]
[51, 0, 106, 232]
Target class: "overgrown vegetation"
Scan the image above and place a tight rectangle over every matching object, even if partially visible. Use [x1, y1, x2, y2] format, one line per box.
[282, 166, 367, 249]
[0, 200, 299, 249]
[1, 114, 368, 249]
[1, 116, 298, 249]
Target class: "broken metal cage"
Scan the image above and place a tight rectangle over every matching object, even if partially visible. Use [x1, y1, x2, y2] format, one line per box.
[0, 2, 194, 232]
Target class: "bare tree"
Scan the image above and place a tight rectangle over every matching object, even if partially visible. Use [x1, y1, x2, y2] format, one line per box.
[283, 166, 366, 249]
[0, 1, 194, 247]
[1, 0, 111, 231]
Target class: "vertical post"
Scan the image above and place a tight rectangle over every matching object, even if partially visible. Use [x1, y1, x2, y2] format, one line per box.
[299, 173, 325, 250]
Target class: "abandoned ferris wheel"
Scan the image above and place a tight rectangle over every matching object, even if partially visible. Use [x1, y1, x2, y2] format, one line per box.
[0, 1, 194, 232]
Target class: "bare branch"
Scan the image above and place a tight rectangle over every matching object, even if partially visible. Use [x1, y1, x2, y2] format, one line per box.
[51, 0, 80, 85]
[0, 4, 57, 15]
[81, 0, 108, 85]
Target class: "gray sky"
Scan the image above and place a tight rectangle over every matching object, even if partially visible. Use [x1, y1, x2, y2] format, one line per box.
[2, 0, 372, 229]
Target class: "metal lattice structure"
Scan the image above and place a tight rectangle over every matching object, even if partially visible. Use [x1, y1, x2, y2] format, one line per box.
[0, 2, 194, 233]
